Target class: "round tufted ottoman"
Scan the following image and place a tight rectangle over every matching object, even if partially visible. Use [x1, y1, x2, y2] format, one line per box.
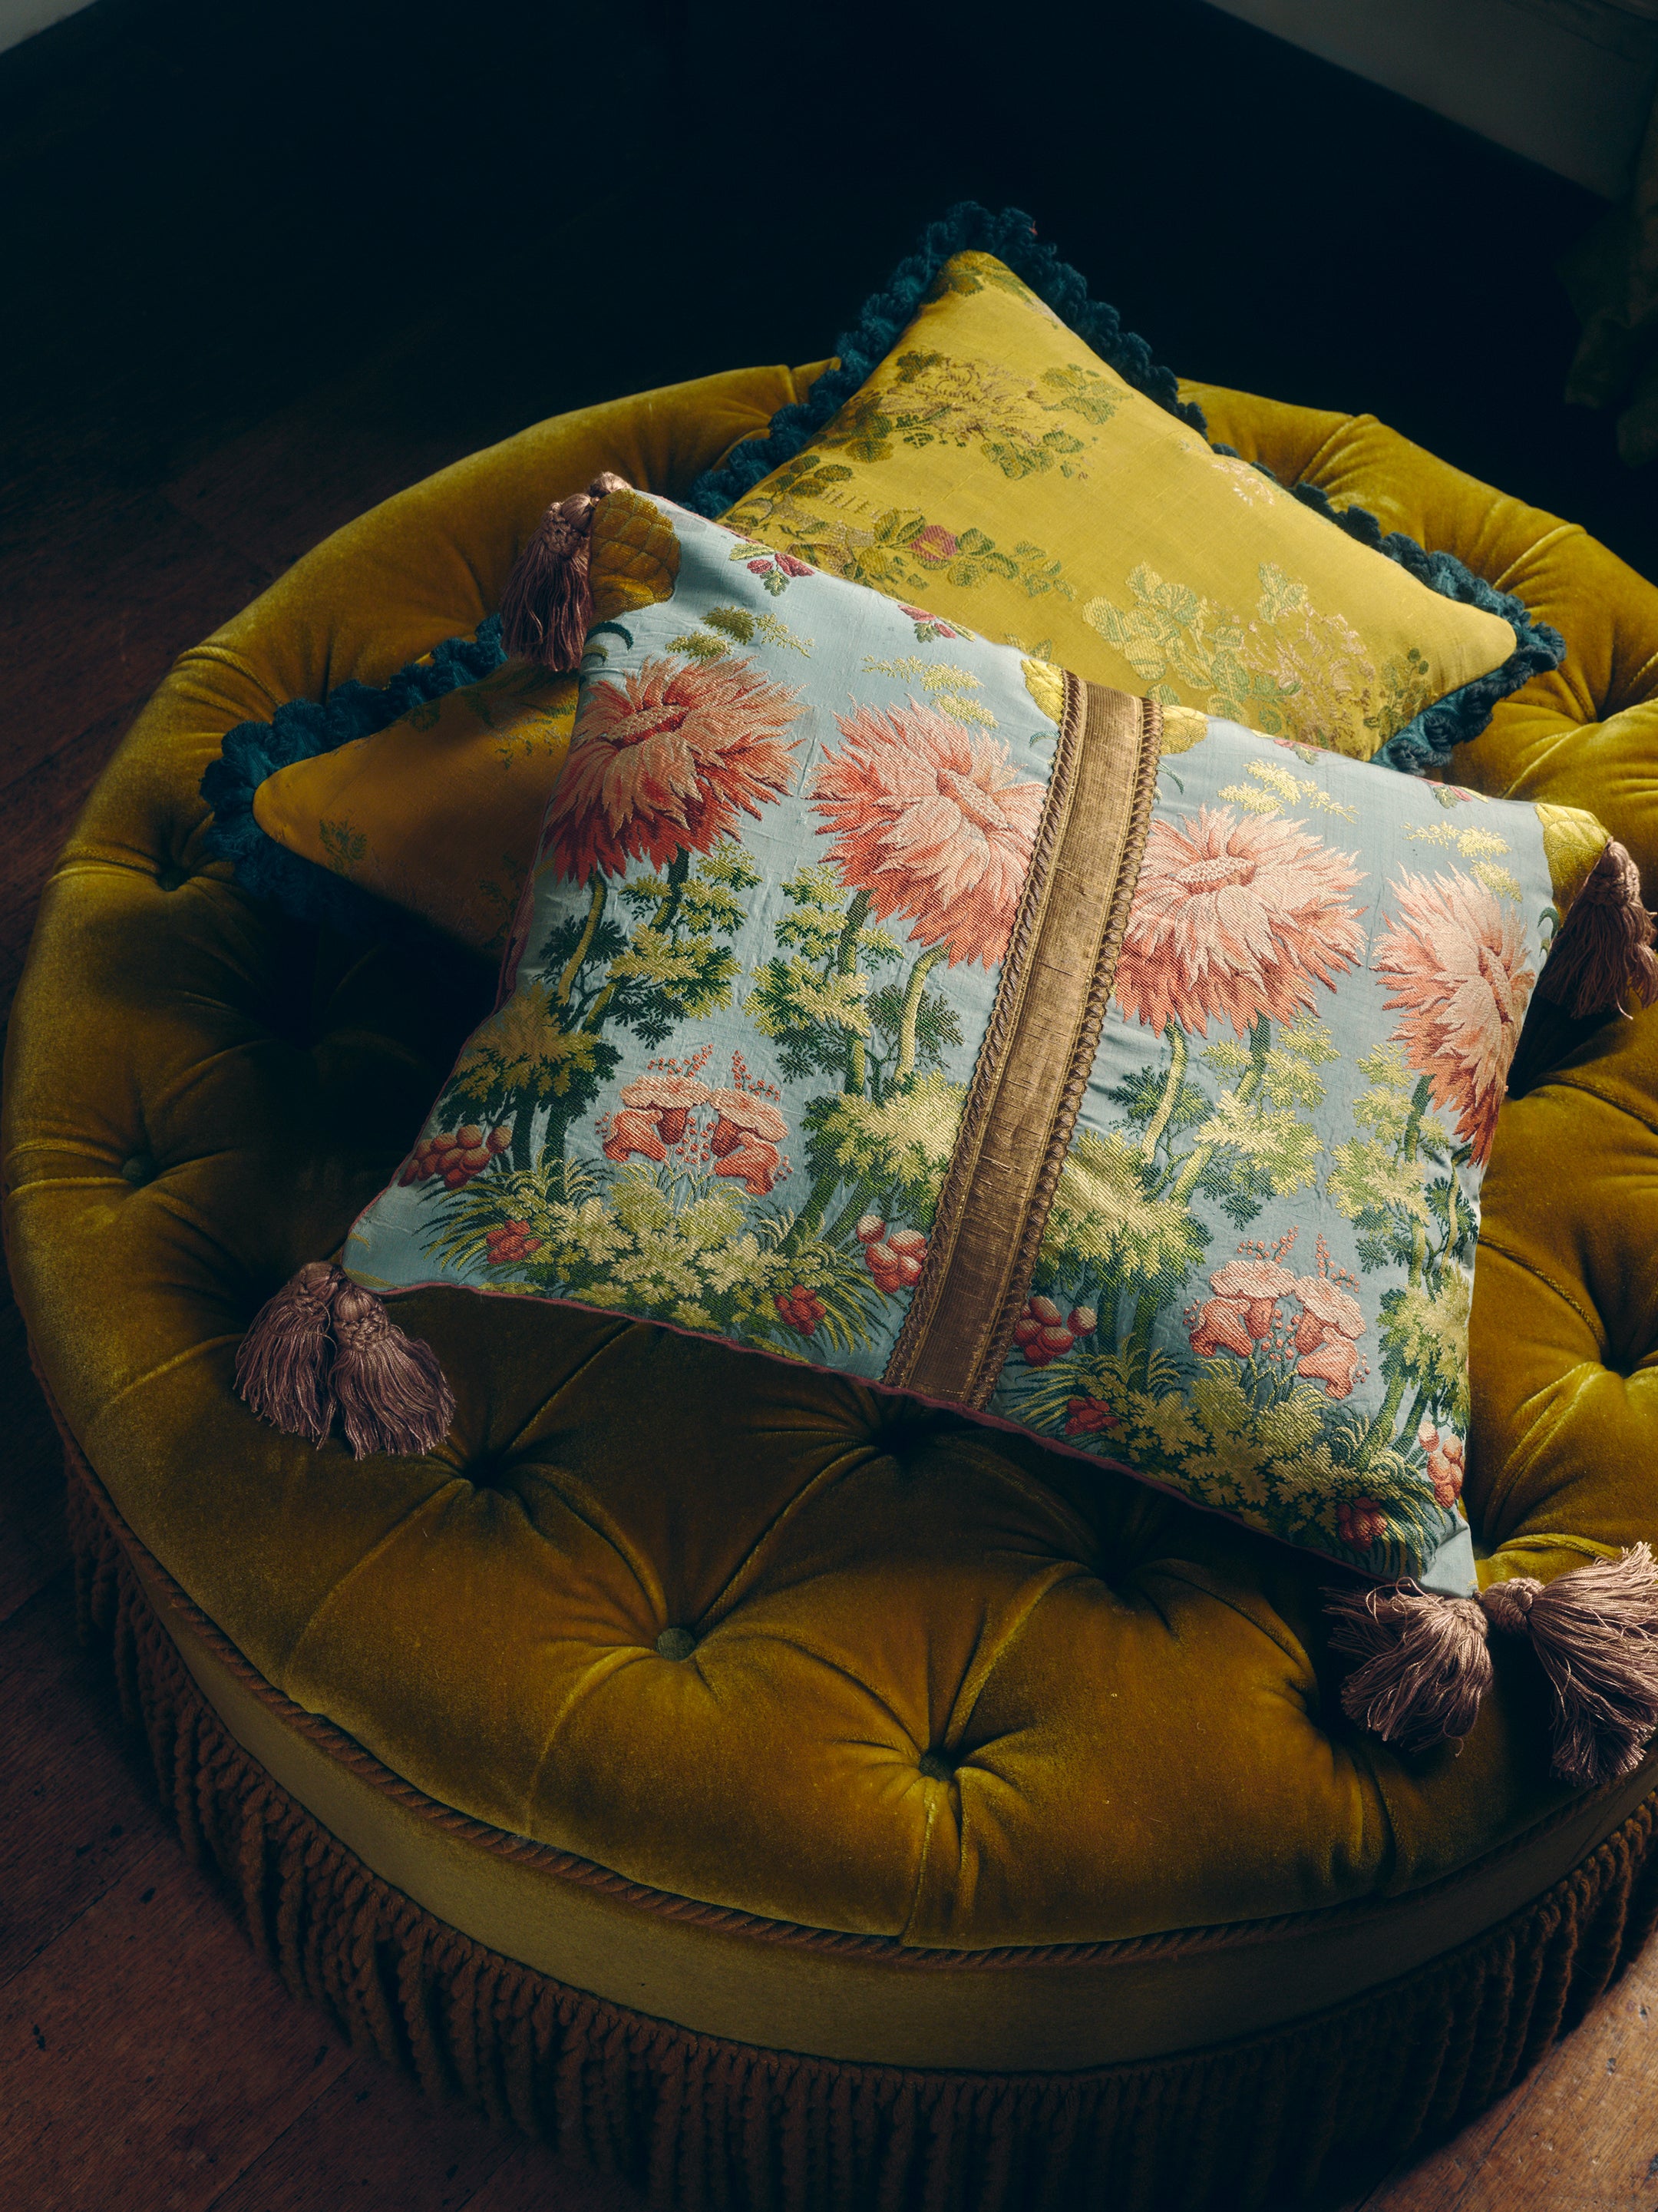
[7, 362, 1658, 2212]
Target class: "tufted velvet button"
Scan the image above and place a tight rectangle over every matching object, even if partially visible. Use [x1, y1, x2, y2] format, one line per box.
[120, 1152, 156, 1185]
[656, 1626, 697, 1661]
[917, 1749, 955, 1782]
[462, 1450, 514, 1491]
[154, 864, 188, 892]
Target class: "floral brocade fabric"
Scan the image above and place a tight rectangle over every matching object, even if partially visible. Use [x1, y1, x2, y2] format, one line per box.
[989, 719, 1563, 1589]
[719, 252, 1518, 765]
[345, 494, 1587, 1592]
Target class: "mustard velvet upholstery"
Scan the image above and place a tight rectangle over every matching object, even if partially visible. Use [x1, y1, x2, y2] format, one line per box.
[6, 369, 1658, 2034]
[68, 1473, 1658, 2212]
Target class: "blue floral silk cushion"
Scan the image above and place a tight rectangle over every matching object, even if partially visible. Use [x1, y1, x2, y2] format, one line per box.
[345, 491, 1597, 1595]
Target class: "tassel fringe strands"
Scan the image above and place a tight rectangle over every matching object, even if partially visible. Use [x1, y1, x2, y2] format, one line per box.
[500, 472, 631, 672]
[1329, 1546, 1658, 1785]
[66, 1462, 1658, 2212]
[1537, 838, 1658, 1021]
[236, 1261, 454, 1458]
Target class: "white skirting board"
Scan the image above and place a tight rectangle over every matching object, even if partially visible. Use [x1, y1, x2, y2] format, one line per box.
[1205, 0, 1658, 197]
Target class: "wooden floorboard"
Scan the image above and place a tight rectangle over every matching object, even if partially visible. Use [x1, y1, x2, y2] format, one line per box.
[3, 0, 1656, 2203]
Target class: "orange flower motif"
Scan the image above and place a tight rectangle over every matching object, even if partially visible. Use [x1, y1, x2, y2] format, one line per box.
[1113, 807, 1363, 1037]
[810, 700, 1045, 967]
[1374, 871, 1535, 1166]
[546, 655, 805, 883]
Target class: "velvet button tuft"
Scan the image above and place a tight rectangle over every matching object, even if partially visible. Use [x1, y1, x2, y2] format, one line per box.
[917, 1749, 955, 1781]
[155, 865, 188, 892]
[655, 1625, 697, 1661]
[121, 1152, 157, 1185]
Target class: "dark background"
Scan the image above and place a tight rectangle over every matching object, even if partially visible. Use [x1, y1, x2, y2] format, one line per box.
[4, 0, 1652, 588]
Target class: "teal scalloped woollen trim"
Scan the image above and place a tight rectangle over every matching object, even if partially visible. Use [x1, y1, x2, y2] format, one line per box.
[198, 618, 505, 940]
[331, 489, 1584, 1592]
[683, 201, 1564, 775]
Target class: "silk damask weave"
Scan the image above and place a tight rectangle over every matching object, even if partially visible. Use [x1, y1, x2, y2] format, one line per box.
[707, 249, 1529, 765]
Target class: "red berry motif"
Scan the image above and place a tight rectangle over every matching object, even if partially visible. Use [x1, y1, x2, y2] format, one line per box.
[402, 1126, 513, 1189]
[861, 1222, 929, 1297]
[1063, 1396, 1118, 1437]
[484, 1219, 543, 1266]
[1417, 1419, 1465, 1507]
[1011, 1294, 1096, 1367]
[775, 1284, 827, 1337]
[1336, 1498, 1389, 1549]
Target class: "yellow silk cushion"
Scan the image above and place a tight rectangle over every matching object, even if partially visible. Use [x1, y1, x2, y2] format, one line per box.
[252, 660, 576, 955]
[717, 252, 1519, 762]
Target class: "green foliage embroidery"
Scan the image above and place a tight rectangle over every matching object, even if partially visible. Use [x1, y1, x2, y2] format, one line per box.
[860, 656, 996, 728]
[667, 603, 813, 662]
[318, 819, 368, 876]
[1083, 563, 1424, 757]
[725, 470, 1076, 606]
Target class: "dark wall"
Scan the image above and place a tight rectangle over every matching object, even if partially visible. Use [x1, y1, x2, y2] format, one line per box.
[5, 0, 1649, 577]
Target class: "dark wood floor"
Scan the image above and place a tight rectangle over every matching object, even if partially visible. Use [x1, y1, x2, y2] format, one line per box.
[3, 2, 1657, 2205]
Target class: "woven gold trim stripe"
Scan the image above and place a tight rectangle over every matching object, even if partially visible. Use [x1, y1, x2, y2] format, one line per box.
[884, 681, 1163, 1406]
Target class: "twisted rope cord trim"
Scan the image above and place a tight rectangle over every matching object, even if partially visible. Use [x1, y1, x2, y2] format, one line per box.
[967, 690, 1164, 1408]
[68, 1493, 1658, 2212]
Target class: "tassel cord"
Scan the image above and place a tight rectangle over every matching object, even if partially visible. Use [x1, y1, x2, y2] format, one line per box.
[1329, 1545, 1658, 1787]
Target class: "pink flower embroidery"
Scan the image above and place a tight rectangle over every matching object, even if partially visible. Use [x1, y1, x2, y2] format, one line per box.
[546, 655, 805, 883]
[602, 1107, 669, 1165]
[1114, 807, 1363, 1037]
[1187, 1297, 1254, 1359]
[1208, 1250, 1297, 1341]
[910, 525, 959, 567]
[705, 1088, 788, 1196]
[1373, 871, 1535, 1166]
[616, 1070, 712, 1147]
[811, 700, 1045, 967]
[898, 603, 965, 641]
[1291, 1238, 1366, 1398]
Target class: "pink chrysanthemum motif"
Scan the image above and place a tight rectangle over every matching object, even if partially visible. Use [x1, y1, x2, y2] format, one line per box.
[1114, 806, 1364, 1036]
[547, 655, 805, 882]
[810, 700, 1045, 967]
[1374, 871, 1535, 1166]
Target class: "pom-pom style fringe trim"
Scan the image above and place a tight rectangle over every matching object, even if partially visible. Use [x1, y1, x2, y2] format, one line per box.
[198, 616, 506, 941]
[200, 203, 1569, 947]
[680, 200, 1566, 777]
[682, 202, 1206, 523]
[64, 1459, 1658, 2212]
[1329, 1546, 1658, 1786]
